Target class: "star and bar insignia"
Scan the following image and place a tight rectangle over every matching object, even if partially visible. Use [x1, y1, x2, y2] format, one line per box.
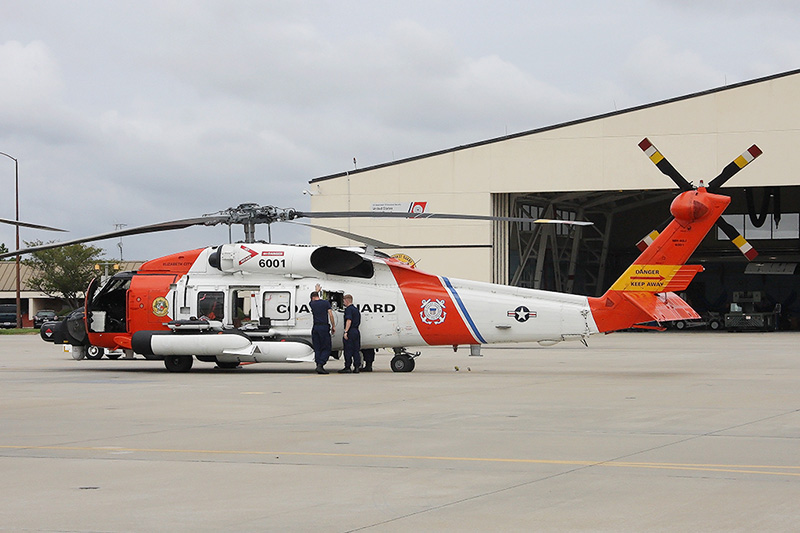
[507, 306, 536, 322]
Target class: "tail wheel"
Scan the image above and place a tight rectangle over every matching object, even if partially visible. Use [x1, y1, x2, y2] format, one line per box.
[391, 355, 415, 373]
[164, 355, 193, 373]
[85, 345, 104, 360]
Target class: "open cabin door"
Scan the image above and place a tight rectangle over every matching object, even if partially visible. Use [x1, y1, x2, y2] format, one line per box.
[228, 287, 297, 328]
[87, 273, 133, 333]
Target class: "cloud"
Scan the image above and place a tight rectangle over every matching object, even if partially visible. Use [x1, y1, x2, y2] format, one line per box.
[3, 1, 800, 260]
[0, 40, 62, 106]
[620, 36, 724, 103]
[0, 40, 83, 144]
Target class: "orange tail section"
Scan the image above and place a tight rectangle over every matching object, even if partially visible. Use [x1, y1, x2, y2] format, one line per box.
[589, 187, 730, 333]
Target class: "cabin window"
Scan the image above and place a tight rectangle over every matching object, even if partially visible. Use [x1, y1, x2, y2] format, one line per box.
[263, 291, 292, 321]
[197, 291, 225, 321]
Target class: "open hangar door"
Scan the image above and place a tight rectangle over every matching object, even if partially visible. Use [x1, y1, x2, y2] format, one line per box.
[493, 185, 800, 330]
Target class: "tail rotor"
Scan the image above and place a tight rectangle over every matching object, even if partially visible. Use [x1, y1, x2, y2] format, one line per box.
[637, 137, 762, 260]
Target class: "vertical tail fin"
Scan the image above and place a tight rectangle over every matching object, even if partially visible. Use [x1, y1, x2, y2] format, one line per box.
[588, 187, 730, 332]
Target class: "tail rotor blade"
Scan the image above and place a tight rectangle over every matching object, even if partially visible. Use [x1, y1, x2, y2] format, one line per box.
[716, 216, 758, 260]
[635, 217, 671, 252]
[707, 145, 763, 192]
[638, 138, 693, 191]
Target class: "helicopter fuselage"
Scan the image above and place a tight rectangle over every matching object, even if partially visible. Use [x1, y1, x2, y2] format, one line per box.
[76, 243, 598, 363]
[39, 186, 734, 372]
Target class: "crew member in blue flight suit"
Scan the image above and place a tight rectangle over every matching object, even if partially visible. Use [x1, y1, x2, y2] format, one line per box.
[360, 348, 375, 372]
[339, 294, 361, 374]
[310, 284, 335, 374]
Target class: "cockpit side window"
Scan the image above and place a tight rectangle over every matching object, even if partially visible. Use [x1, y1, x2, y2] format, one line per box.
[198, 291, 225, 321]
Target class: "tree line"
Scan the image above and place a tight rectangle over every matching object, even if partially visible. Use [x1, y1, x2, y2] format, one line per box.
[1, 241, 104, 309]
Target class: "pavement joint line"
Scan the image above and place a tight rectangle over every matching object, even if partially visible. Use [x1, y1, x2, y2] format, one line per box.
[2, 444, 799, 477]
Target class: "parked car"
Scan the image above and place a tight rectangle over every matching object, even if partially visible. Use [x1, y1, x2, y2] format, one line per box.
[33, 309, 58, 328]
[0, 304, 17, 328]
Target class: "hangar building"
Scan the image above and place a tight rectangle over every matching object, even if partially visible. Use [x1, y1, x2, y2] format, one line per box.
[309, 69, 800, 330]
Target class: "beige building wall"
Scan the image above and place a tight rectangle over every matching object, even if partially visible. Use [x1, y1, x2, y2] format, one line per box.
[310, 70, 800, 283]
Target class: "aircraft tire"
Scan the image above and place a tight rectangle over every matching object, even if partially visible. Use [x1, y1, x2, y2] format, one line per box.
[215, 360, 240, 369]
[85, 346, 104, 360]
[164, 355, 193, 373]
[390, 355, 415, 373]
[105, 352, 121, 360]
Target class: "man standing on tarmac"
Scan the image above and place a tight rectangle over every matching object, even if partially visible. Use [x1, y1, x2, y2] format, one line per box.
[310, 284, 335, 374]
[360, 349, 375, 372]
[339, 294, 361, 374]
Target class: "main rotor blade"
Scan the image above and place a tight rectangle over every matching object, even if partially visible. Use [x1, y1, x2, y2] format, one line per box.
[706, 145, 763, 192]
[716, 216, 758, 260]
[0, 215, 230, 259]
[638, 138, 693, 191]
[0, 217, 67, 232]
[295, 211, 593, 225]
[287, 221, 399, 248]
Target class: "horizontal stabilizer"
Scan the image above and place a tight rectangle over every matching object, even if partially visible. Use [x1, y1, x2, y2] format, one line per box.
[663, 265, 704, 292]
[610, 264, 704, 293]
[621, 291, 700, 323]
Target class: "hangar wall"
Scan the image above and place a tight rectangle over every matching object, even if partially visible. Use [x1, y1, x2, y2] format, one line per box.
[309, 70, 800, 286]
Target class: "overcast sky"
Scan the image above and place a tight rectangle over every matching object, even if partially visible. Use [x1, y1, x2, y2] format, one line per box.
[1, 1, 799, 261]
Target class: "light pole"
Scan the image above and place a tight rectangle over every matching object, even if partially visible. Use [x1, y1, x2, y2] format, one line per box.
[0, 151, 21, 328]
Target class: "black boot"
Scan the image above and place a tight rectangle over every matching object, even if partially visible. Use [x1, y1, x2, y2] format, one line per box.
[362, 362, 372, 372]
[316, 365, 329, 374]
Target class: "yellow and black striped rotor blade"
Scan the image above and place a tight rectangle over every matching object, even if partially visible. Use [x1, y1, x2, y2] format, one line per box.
[716, 216, 758, 260]
[707, 145, 763, 192]
[638, 138, 693, 191]
[635, 217, 671, 252]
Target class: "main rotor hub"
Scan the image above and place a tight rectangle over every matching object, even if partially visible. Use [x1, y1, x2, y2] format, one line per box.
[210, 204, 298, 226]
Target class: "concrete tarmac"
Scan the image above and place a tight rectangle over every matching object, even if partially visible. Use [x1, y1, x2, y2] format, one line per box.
[1, 332, 799, 532]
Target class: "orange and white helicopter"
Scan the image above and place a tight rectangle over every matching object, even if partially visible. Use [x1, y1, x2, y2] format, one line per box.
[1, 138, 762, 372]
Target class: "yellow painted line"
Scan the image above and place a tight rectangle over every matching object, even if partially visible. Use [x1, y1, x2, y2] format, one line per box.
[2, 445, 800, 477]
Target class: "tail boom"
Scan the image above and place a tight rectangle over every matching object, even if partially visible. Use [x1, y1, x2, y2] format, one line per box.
[589, 188, 730, 333]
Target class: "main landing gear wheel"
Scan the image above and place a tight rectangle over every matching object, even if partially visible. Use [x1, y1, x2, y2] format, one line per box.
[85, 345, 104, 360]
[164, 355, 193, 372]
[391, 354, 416, 373]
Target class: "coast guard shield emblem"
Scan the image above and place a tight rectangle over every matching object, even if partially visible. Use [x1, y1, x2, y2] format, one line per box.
[420, 298, 446, 325]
